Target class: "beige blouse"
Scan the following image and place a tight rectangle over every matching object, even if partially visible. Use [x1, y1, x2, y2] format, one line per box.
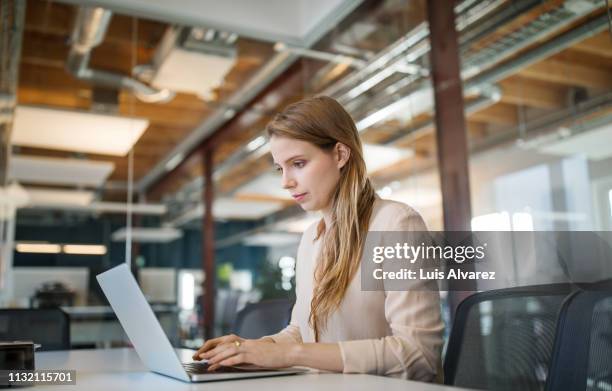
[267, 197, 444, 381]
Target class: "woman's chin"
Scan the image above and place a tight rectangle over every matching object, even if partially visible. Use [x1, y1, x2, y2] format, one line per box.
[298, 201, 317, 212]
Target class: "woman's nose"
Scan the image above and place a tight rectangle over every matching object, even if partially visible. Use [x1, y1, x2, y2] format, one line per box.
[282, 173, 296, 189]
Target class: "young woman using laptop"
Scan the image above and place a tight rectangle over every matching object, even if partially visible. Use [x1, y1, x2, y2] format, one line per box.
[193, 96, 444, 381]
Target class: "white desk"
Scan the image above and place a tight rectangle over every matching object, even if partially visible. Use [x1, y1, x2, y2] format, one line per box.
[34, 348, 472, 391]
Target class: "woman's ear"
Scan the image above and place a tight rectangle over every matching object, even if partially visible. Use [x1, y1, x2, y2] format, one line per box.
[335, 142, 351, 169]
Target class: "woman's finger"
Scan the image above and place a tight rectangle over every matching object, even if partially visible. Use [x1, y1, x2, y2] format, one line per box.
[218, 353, 247, 367]
[207, 344, 240, 365]
[192, 334, 239, 359]
[192, 337, 221, 358]
[198, 341, 232, 360]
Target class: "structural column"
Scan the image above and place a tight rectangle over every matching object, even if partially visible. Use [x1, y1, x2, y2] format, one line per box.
[202, 148, 216, 339]
[426, 1, 475, 315]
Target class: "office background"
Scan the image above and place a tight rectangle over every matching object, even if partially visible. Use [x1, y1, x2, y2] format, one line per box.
[0, 0, 610, 360]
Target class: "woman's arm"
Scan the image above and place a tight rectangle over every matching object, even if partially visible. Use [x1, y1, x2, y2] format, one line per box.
[195, 337, 343, 372]
[288, 342, 343, 372]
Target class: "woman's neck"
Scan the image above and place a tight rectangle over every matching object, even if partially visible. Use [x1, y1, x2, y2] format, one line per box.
[321, 205, 333, 228]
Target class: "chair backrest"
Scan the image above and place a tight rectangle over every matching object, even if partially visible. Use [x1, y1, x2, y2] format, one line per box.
[0, 308, 70, 351]
[546, 279, 612, 391]
[232, 299, 293, 339]
[444, 283, 575, 391]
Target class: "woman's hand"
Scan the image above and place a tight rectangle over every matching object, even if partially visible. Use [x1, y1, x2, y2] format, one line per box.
[192, 334, 246, 361]
[192, 334, 296, 371]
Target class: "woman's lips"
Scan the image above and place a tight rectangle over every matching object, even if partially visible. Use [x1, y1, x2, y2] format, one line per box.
[292, 192, 307, 202]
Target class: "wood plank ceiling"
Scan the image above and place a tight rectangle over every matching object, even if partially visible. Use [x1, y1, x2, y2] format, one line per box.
[155, 0, 612, 213]
[14, 0, 612, 220]
[16, 0, 274, 193]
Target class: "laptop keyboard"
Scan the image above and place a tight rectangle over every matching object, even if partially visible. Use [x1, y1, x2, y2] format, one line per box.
[183, 362, 211, 374]
[183, 362, 250, 374]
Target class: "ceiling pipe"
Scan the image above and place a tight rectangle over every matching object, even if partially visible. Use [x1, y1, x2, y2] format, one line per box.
[158, 1, 608, 225]
[383, 84, 502, 145]
[273, 42, 368, 69]
[160, 0, 508, 207]
[66, 6, 174, 104]
[351, 3, 607, 134]
[322, 0, 507, 101]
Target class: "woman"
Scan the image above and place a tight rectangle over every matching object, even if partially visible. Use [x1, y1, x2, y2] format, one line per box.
[193, 96, 444, 381]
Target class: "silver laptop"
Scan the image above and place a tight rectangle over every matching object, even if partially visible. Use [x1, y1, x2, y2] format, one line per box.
[97, 264, 305, 382]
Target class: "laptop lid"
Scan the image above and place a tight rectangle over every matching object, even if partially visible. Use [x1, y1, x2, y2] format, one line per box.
[97, 264, 190, 382]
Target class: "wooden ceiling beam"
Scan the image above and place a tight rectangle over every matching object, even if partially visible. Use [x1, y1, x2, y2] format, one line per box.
[498, 77, 566, 109]
[519, 58, 612, 90]
[469, 102, 518, 126]
[572, 32, 612, 59]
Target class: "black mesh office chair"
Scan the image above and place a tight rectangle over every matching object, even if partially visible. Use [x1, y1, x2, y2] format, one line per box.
[232, 299, 293, 339]
[546, 279, 612, 391]
[444, 283, 576, 391]
[0, 308, 70, 351]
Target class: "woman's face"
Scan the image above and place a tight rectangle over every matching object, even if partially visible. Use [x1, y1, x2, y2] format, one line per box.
[270, 135, 347, 213]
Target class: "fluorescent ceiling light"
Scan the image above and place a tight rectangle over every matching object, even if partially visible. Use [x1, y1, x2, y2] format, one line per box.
[16, 242, 61, 254]
[26, 188, 94, 207]
[243, 232, 301, 247]
[214, 198, 285, 219]
[25, 200, 166, 215]
[169, 197, 286, 226]
[12, 106, 148, 156]
[363, 144, 414, 173]
[111, 227, 183, 243]
[63, 244, 107, 255]
[10, 155, 114, 187]
[152, 48, 236, 100]
[356, 87, 434, 131]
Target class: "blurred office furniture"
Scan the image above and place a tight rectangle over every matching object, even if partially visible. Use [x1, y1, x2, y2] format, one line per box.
[547, 279, 612, 391]
[62, 305, 180, 349]
[233, 299, 294, 339]
[0, 308, 70, 351]
[209, 289, 241, 336]
[13, 267, 89, 306]
[444, 283, 575, 391]
[31, 281, 75, 308]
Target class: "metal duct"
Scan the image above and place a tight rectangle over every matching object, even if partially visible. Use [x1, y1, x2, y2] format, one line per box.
[351, 2, 606, 135]
[383, 84, 502, 146]
[66, 7, 174, 104]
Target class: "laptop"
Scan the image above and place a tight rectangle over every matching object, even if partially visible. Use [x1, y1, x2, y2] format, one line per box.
[97, 264, 306, 382]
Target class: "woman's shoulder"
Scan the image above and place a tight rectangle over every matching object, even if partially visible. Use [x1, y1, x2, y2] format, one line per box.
[370, 197, 427, 231]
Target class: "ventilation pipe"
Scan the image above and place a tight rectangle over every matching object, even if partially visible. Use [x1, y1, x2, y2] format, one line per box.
[66, 6, 175, 104]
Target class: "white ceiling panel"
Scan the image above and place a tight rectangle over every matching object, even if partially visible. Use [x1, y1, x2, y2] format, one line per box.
[9, 155, 114, 187]
[26, 188, 95, 207]
[214, 198, 284, 219]
[12, 106, 148, 156]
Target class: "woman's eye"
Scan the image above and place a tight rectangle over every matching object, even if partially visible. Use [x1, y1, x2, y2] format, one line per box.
[275, 166, 283, 173]
[293, 161, 305, 168]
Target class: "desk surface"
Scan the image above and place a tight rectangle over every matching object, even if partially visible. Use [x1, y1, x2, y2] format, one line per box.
[34, 348, 472, 391]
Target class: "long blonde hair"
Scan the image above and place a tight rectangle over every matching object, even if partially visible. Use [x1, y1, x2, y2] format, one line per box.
[266, 96, 376, 340]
